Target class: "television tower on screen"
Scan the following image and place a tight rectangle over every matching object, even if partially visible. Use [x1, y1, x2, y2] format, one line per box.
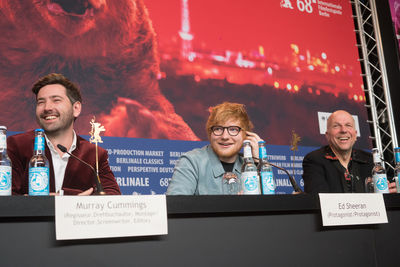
[179, 0, 194, 59]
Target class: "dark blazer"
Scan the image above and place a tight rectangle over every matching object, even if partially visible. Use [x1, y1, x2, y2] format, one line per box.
[302, 145, 373, 194]
[8, 130, 121, 195]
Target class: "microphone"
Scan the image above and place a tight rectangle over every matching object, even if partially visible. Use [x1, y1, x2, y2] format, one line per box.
[267, 161, 304, 193]
[254, 157, 303, 193]
[57, 144, 106, 195]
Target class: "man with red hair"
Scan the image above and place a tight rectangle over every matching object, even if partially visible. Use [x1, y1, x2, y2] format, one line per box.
[167, 102, 263, 195]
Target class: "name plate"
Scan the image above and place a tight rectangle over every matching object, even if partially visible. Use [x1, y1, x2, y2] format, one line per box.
[319, 193, 388, 226]
[55, 195, 168, 240]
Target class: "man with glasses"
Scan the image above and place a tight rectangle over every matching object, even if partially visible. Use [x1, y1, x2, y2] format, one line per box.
[167, 102, 263, 195]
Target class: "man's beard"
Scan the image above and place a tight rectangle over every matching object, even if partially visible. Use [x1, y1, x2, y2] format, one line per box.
[211, 143, 241, 161]
[37, 112, 75, 137]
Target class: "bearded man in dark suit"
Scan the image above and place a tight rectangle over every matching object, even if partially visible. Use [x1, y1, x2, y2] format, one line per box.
[8, 73, 121, 195]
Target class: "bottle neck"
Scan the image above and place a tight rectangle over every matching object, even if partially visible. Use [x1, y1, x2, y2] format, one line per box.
[34, 149, 45, 156]
[243, 144, 254, 163]
[0, 130, 7, 150]
[243, 144, 252, 158]
[259, 145, 268, 161]
[395, 152, 400, 165]
[372, 152, 382, 165]
[34, 133, 46, 155]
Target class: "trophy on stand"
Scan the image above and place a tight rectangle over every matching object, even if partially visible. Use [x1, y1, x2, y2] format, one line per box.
[89, 117, 106, 195]
[290, 130, 301, 186]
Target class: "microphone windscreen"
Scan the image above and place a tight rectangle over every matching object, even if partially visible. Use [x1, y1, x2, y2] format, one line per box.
[57, 144, 67, 152]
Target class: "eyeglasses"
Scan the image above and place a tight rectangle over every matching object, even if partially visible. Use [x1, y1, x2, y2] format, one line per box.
[211, 126, 242, 136]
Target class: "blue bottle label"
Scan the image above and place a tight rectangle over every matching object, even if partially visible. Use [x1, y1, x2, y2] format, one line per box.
[395, 152, 400, 164]
[34, 135, 45, 151]
[373, 174, 389, 193]
[261, 171, 275, 195]
[241, 171, 260, 194]
[259, 146, 267, 158]
[0, 166, 11, 195]
[29, 167, 49, 195]
[0, 135, 6, 149]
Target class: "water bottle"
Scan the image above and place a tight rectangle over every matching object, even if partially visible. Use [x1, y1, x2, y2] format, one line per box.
[258, 141, 275, 195]
[0, 126, 12, 196]
[240, 140, 260, 195]
[394, 147, 400, 193]
[371, 148, 389, 193]
[28, 129, 49, 196]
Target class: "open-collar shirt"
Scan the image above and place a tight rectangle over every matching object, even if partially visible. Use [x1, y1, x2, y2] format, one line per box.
[45, 131, 77, 193]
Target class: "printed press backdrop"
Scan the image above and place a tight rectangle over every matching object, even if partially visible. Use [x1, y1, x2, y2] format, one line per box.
[389, 0, 400, 64]
[1, 0, 372, 194]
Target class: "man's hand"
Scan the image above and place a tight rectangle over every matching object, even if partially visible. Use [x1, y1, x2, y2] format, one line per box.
[389, 182, 397, 193]
[78, 187, 94, 196]
[245, 131, 264, 160]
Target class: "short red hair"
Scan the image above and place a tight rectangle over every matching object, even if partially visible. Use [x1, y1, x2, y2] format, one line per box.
[206, 102, 253, 138]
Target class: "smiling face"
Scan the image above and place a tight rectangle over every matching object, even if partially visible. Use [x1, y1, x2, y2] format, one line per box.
[35, 84, 81, 137]
[325, 110, 357, 156]
[209, 119, 245, 163]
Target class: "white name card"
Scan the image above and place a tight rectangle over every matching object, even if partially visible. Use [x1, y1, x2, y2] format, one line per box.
[55, 195, 168, 240]
[319, 193, 388, 226]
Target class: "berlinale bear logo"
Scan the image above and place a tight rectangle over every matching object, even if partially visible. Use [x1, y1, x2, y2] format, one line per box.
[0, 0, 198, 140]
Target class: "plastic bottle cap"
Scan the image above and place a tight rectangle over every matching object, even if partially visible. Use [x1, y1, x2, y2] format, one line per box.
[35, 129, 45, 132]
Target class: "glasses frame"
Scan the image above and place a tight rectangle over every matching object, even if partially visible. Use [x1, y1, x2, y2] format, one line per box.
[211, 126, 242, 136]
